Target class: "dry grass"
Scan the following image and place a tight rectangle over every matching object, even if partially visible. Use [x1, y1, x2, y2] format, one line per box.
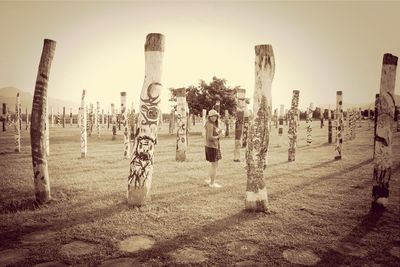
[0, 120, 399, 266]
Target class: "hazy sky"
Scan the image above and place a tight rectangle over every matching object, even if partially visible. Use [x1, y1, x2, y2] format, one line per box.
[1, 1, 399, 112]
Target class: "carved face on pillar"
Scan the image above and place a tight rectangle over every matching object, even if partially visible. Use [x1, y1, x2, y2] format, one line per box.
[140, 82, 162, 126]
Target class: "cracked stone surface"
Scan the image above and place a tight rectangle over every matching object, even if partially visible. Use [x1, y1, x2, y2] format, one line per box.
[283, 249, 321, 266]
[235, 260, 265, 266]
[169, 247, 207, 264]
[118, 235, 155, 253]
[0, 248, 29, 266]
[59, 241, 96, 257]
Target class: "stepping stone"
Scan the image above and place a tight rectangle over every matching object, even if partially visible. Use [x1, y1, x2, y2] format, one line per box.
[169, 247, 207, 264]
[332, 242, 368, 257]
[390, 246, 400, 258]
[118, 235, 155, 253]
[21, 230, 57, 245]
[0, 248, 29, 266]
[283, 249, 321, 266]
[235, 260, 265, 266]
[34, 261, 69, 267]
[226, 241, 259, 257]
[59, 241, 96, 257]
[98, 257, 140, 267]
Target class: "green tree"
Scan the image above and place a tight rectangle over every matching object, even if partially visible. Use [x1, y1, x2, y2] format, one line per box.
[169, 76, 240, 118]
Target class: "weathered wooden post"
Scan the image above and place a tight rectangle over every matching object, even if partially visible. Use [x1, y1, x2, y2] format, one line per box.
[224, 110, 230, 137]
[62, 107, 65, 128]
[175, 88, 187, 161]
[373, 94, 379, 158]
[127, 33, 165, 206]
[101, 109, 104, 127]
[111, 103, 117, 140]
[121, 92, 130, 158]
[306, 102, 313, 145]
[129, 103, 136, 155]
[202, 109, 207, 137]
[328, 106, 332, 143]
[56, 109, 60, 127]
[2, 103, 6, 131]
[334, 91, 343, 160]
[169, 108, 175, 134]
[50, 107, 54, 128]
[107, 109, 110, 129]
[69, 108, 72, 126]
[288, 90, 299, 161]
[80, 90, 87, 158]
[30, 39, 55, 203]
[278, 104, 284, 147]
[45, 103, 50, 156]
[242, 107, 249, 148]
[396, 106, 400, 132]
[96, 101, 100, 137]
[234, 89, 246, 161]
[25, 107, 28, 130]
[14, 93, 21, 152]
[372, 53, 397, 209]
[245, 44, 274, 212]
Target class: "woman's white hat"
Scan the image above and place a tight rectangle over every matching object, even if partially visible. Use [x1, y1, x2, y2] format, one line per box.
[207, 109, 220, 118]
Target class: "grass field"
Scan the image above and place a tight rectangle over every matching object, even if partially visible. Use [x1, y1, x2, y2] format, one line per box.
[0, 120, 399, 267]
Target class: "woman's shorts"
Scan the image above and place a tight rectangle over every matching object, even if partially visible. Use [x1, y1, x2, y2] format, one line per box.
[205, 146, 222, 162]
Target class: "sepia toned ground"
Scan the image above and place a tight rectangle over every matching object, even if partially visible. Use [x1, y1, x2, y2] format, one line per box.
[0, 120, 399, 267]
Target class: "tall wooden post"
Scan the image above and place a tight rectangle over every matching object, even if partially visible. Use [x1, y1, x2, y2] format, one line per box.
[80, 90, 87, 158]
[129, 103, 136, 155]
[202, 109, 207, 137]
[169, 108, 175, 134]
[373, 94, 379, 158]
[30, 39, 55, 203]
[70, 108, 73, 126]
[242, 107, 249, 148]
[15, 93, 21, 152]
[328, 107, 332, 143]
[372, 53, 397, 209]
[25, 107, 28, 130]
[96, 101, 100, 137]
[288, 90, 299, 161]
[306, 103, 313, 145]
[224, 110, 230, 137]
[121, 92, 130, 158]
[45, 103, 49, 156]
[128, 33, 165, 206]
[56, 109, 60, 127]
[334, 91, 343, 160]
[175, 88, 187, 161]
[62, 107, 65, 128]
[278, 104, 284, 147]
[111, 104, 117, 140]
[2, 103, 6, 131]
[234, 89, 246, 161]
[50, 107, 54, 128]
[88, 104, 94, 136]
[245, 44, 274, 212]
[107, 109, 110, 129]
[396, 106, 400, 132]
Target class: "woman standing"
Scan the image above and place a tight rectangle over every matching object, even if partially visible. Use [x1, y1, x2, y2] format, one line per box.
[204, 109, 223, 188]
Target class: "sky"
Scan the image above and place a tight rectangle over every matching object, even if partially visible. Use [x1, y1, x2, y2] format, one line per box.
[1, 1, 399, 113]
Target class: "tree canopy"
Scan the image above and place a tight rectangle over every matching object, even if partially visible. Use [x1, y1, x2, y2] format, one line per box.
[169, 76, 242, 117]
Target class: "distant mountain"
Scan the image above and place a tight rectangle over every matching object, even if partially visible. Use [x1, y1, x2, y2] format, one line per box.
[0, 87, 79, 114]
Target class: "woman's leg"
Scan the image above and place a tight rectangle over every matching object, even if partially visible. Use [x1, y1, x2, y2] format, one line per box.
[210, 161, 218, 185]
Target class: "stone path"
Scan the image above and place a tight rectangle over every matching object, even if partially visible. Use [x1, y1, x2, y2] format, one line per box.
[98, 257, 140, 267]
[332, 242, 368, 257]
[118, 235, 155, 253]
[169, 247, 207, 264]
[0, 248, 29, 266]
[59, 241, 97, 257]
[226, 241, 259, 257]
[282, 249, 321, 266]
[21, 230, 57, 245]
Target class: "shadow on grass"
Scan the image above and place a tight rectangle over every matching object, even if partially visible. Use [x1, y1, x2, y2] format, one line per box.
[130, 210, 268, 262]
[314, 209, 384, 266]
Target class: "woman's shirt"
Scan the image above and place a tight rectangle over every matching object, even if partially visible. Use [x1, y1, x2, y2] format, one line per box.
[204, 121, 219, 148]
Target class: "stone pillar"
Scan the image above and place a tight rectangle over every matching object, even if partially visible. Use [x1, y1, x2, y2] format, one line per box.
[128, 33, 165, 206]
[234, 89, 246, 161]
[30, 39, 55, 204]
[328, 107, 332, 144]
[306, 103, 313, 145]
[15, 93, 21, 152]
[372, 53, 397, 209]
[175, 88, 187, 161]
[111, 103, 117, 140]
[80, 90, 87, 158]
[245, 44, 275, 212]
[288, 90, 299, 161]
[121, 92, 130, 158]
[278, 104, 284, 147]
[2, 103, 6, 131]
[334, 91, 343, 160]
